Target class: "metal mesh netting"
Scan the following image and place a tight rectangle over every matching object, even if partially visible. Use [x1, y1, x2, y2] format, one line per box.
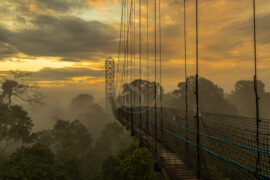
[115, 107, 270, 179]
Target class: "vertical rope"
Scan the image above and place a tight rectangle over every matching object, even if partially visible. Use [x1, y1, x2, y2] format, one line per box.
[123, 0, 128, 105]
[159, 0, 163, 141]
[253, 0, 261, 177]
[154, 0, 158, 154]
[126, 0, 131, 109]
[117, 0, 125, 100]
[184, 0, 189, 160]
[125, 0, 130, 122]
[128, 0, 134, 136]
[122, 0, 127, 106]
[195, 0, 201, 178]
[132, 0, 136, 136]
[139, 0, 142, 137]
[130, 0, 133, 136]
[146, 0, 149, 133]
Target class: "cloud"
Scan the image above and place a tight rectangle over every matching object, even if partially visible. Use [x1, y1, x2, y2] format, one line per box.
[35, 0, 89, 12]
[30, 67, 104, 81]
[0, 0, 270, 92]
[256, 14, 270, 44]
[0, 15, 118, 60]
[0, 42, 18, 59]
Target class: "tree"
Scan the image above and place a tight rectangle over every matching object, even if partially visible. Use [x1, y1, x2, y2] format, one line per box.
[94, 122, 132, 160]
[53, 120, 92, 156]
[164, 76, 237, 115]
[118, 79, 164, 107]
[100, 142, 164, 180]
[68, 94, 114, 142]
[33, 119, 93, 180]
[228, 80, 270, 118]
[70, 94, 97, 115]
[0, 104, 33, 153]
[33, 119, 92, 158]
[84, 122, 132, 178]
[0, 143, 69, 180]
[0, 71, 45, 107]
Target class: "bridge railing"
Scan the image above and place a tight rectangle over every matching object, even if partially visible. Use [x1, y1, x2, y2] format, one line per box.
[115, 106, 270, 180]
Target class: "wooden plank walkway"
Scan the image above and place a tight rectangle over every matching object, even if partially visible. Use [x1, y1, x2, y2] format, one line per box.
[134, 128, 199, 180]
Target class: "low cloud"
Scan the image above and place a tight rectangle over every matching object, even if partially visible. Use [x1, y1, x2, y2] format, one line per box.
[0, 15, 117, 61]
[31, 67, 104, 81]
[35, 0, 90, 12]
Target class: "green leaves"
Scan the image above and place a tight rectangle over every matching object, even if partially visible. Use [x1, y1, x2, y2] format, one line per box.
[0, 104, 33, 153]
[165, 76, 238, 115]
[228, 80, 270, 118]
[0, 143, 69, 180]
[53, 119, 92, 155]
[100, 142, 164, 180]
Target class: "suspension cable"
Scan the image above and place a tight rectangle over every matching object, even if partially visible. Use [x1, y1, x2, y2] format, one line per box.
[127, 0, 134, 132]
[139, 0, 142, 137]
[146, 0, 149, 133]
[126, 0, 135, 127]
[154, 0, 158, 154]
[195, 0, 201, 178]
[159, 0, 163, 141]
[130, 0, 133, 136]
[127, 0, 133, 88]
[252, 0, 261, 177]
[184, 0, 189, 160]
[123, 0, 129, 120]
[131, 0, 136, 136]
[126, 0, 131, 109]
[119, 0, 125, 103]
[116, 0, 125, 99]
[121, 0, 127, 106]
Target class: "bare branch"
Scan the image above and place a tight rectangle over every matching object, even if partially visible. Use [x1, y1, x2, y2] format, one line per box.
[0, 71, 46, 108]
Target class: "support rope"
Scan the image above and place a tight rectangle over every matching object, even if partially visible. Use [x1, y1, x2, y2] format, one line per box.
[126, 0, 132, 108]
[146, 0, 150, 133]
[116, 0, 125, 98]
[139, 0, 142, 137]
[159, 0, 163, 142]
[195, 0, 201, 178]
[252, 0, 261, 177]
[122, 0, 127, 106]
[119, 0, 127, 105]
[184, 0, 189, 160]
[130, 0, 134, 137]
[154, 0, 158, 154]
[132, 0, 136, 136]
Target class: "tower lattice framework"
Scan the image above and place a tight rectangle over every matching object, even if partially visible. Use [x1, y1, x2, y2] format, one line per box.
[105, 57, 115, 109]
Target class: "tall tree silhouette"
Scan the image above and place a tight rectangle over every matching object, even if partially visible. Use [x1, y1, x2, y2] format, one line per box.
[0, 71, 45, 107]
[0, 104, 33, 154]
[118, 79, 163, 107]
[228, 80, 270, 118]
[165, 76, 237, 115]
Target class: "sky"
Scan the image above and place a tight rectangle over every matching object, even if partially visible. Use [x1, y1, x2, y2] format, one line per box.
[0, 0, 270, 99]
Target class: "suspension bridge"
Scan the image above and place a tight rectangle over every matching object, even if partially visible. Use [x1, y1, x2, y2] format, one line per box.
[106, 0, 270, 179]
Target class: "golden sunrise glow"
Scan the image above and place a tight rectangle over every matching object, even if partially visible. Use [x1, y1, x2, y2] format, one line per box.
[29, 4, 37, 12]
[0, 0, 270, 92]
[73, 61, 104, 70]
[72, 76, 104, 84]
[36, 77, 104, 87]
[0, 58, 74, 72]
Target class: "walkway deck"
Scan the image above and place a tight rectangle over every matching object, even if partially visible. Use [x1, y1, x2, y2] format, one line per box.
[134, 126, 198, 180]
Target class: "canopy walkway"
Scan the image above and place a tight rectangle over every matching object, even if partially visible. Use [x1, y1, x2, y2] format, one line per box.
[112, 106, 270, 180]
[108, 0, 270, 179]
